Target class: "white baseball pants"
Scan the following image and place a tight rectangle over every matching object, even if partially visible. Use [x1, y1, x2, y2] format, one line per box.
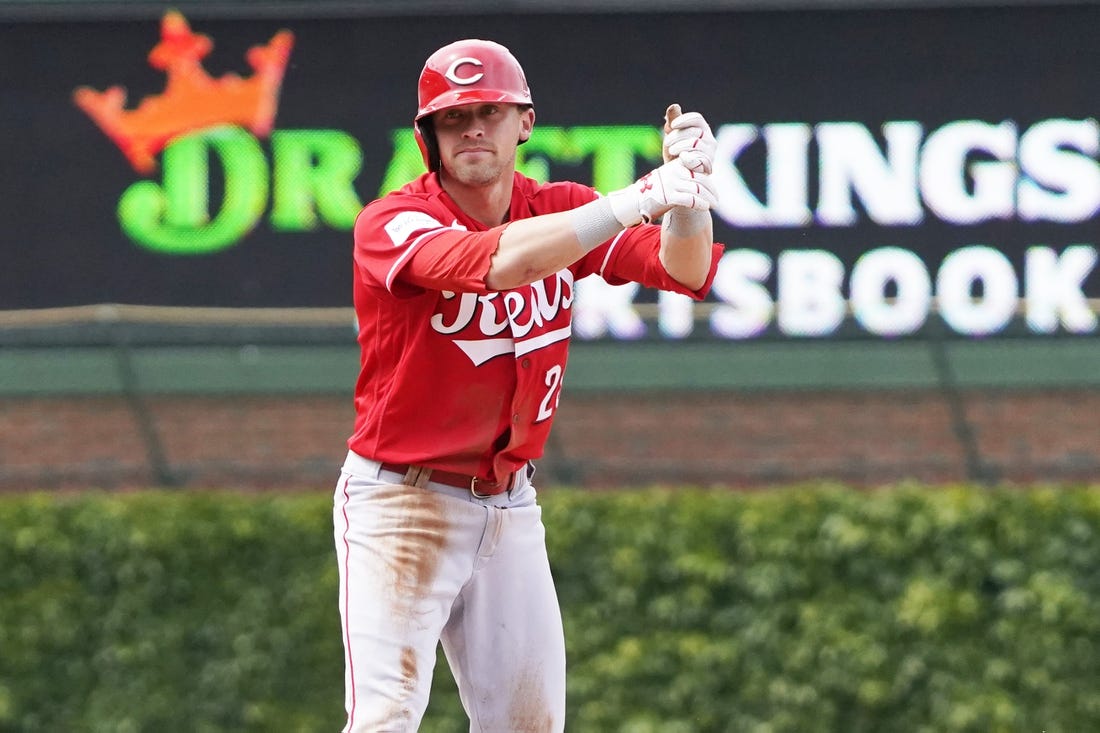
[333, 451, 566, 732]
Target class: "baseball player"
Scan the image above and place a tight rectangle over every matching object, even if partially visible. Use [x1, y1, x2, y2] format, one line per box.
[333, 38, 722, 732]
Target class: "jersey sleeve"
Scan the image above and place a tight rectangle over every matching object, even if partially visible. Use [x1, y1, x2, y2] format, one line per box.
[353, 199, 502, 297]
[574, 222, 725, 300]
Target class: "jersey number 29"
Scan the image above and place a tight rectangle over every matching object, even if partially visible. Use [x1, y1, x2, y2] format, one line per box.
[536, 365, 563, 422]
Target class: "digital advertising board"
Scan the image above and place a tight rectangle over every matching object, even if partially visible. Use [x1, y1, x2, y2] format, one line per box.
[2, 5, 1098, 342]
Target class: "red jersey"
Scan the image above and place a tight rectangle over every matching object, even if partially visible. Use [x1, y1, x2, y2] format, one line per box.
[349, 171, 723, 482]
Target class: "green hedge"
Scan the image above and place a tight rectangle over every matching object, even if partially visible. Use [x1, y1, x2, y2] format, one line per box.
[1, 485, 1099, 732]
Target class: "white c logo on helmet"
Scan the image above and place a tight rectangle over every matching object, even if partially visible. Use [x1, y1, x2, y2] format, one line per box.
[445, 57, 484, 85]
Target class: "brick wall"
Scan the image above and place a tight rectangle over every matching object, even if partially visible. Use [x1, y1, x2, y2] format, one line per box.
[548, 390, 1100, 487]
[1, 390, 1097, 491]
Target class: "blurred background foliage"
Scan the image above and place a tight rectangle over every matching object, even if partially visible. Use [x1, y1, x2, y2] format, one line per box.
[1, 485, 1098, 732]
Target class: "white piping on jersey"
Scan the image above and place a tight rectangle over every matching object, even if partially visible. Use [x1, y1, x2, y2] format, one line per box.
[384, 227, 452, 292]
[598, 229, 628, 279]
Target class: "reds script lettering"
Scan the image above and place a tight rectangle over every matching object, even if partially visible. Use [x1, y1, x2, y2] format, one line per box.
[431, 269, 575, 366]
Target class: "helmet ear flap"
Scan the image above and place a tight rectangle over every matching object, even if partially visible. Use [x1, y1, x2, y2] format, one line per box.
[414, 117, 439, 172]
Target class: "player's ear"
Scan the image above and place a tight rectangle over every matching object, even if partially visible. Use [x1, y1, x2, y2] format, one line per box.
[518, 106, 535, 143]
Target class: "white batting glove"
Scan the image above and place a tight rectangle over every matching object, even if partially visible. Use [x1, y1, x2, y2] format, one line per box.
[606, 158, 718, 227]
[663, 111, 717, 175]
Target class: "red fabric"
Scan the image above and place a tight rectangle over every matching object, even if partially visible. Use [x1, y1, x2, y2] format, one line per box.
[349, 171, 723, 482]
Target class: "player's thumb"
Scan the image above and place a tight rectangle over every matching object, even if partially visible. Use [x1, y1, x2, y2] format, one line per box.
[663, 103, 682, 162]
[664, 103, 682, 133]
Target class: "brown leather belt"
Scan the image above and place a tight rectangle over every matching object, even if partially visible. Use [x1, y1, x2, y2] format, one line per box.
[380, 462, 517, 497]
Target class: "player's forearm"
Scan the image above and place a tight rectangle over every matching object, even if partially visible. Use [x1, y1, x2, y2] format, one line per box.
[659, 208, 714, 291]
[485, 197, 628, 291]
[485, 213, 590, 291]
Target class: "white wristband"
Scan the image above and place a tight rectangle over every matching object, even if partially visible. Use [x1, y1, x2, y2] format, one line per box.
[663, 206, 710, 237]
[606, 187, 644, 228]
[570, 197, 627, 252]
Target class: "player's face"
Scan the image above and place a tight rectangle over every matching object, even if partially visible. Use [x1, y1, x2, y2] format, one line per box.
[432, 103, 534, 187]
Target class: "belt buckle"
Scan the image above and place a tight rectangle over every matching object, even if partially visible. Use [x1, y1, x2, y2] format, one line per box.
[470, 476, 495, 499]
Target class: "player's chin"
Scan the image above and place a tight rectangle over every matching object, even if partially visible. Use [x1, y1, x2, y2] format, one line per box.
[450, 161, 503, 187]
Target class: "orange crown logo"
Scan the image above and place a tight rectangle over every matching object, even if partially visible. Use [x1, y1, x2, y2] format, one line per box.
[73, 11, 294, 174]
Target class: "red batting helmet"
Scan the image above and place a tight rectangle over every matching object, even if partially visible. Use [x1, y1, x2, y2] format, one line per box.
[413, 39, 533, 171]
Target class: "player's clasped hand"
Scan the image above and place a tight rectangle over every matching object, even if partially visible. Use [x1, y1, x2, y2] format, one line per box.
[606, 105, 720, 226]
[608, 156, 719, 226]
[637, 158, 719, 222]
[663, 111, 718, 175]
